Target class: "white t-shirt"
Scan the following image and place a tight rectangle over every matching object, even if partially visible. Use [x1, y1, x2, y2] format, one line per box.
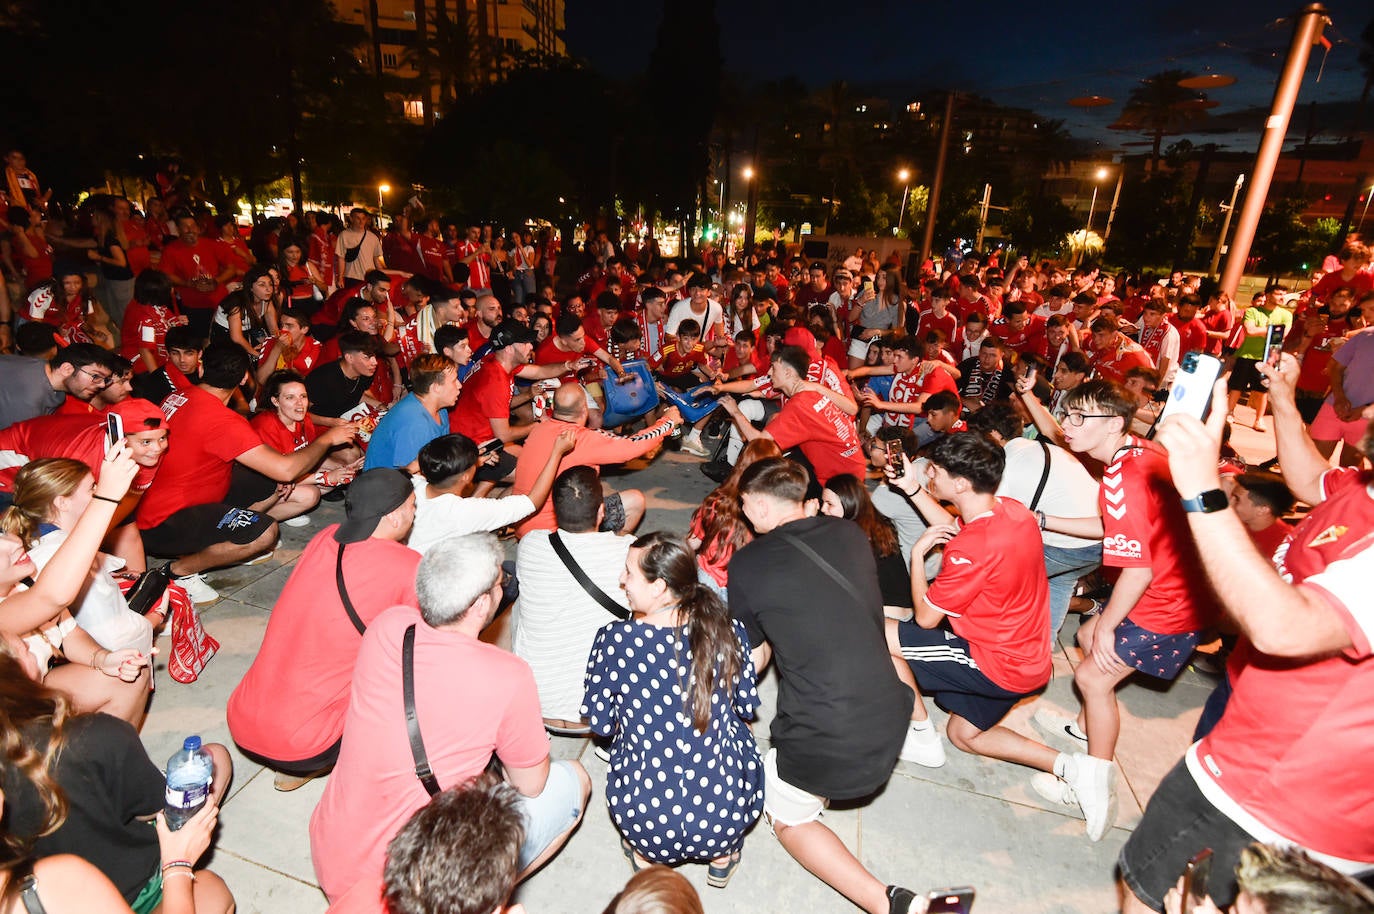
[513, 528, 632, 720]
[28, 530, 153, 655]
[996, 438, 1100, 550]
[665, 299, 723, 338]
[407, 476, 537, 555]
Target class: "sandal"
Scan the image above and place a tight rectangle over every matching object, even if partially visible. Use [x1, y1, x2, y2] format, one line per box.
[706, 850, 742, 888]
[620, 838, 648, 873]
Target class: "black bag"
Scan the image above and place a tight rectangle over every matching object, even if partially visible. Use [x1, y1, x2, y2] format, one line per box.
[124, 563, 173, 616]
[343, 235, 364, 263]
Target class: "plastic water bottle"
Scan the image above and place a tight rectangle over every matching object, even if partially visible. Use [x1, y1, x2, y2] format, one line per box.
[164, 736, 213, 831]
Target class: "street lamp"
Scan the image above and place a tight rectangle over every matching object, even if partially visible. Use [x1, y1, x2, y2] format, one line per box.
[378, 183, 390, 211]
[742, 166, 758, 254]
[896, 169, 912, 235]
[1360, 182, 1374, 232]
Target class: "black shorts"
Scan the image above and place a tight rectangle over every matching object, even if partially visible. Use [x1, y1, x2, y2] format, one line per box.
[1294, 389, 1326, 425]
[238, 739, 341, 777]
[474, 449, 518, 484]
[1227, 357, 1266, 393]
[141, 503, 275, 558]
[226, 464, 279, 509]
[599, 492, 626, 532]
[1119, 758, 1257, 911]
[896, 623, 1038, 731]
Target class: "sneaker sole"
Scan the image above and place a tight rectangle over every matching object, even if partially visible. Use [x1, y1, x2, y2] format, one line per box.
[1085, 762, 1119, 842]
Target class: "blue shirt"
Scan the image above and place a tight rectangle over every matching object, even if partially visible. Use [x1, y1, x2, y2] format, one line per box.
[362, 394, 448, 471]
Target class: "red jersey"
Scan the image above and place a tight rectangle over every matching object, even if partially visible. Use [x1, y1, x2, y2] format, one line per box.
[122, 219, 156, 276]
[883, 365, 957, 428]
[250, 411, 318, 454]
[764, 390, 865, 484]
[214, 236, 253, 279]
[1192, 468, 1374, 864]
[15, 227, 53, 289]
[990, 315, 1047, 355]
[653, 341, 708, 379]
[1090, 335, 1154, 385]
[260, 336, 324, 376]
[924, 498, 1052, 693]
[1309, 269, 1374, 303]
[136, 387, 264, 529]
[1099, 436, 1214, 634]
[915, 309, 959, 345]
[721, 343, 769, 378]
[1168, 314, 1208, 356]
[449, 358, 514, 444]
[1201, 308, 1235, 357]
[0, 414, 159, 494]
[158, 238, 227, 311]
[533, 335, 593, 383]
[455, 239, 491, 289]
[309, 227, 336, 288]
[1294, 315, 1353, 395]
[414, 234, 446, 281]
[119, 302, 187, 370]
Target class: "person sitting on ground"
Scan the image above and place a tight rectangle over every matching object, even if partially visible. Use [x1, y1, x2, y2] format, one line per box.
[727, 457, 922, 914]
[249, 371, 363, 520]
[821, 474, 914, 618]
[533, 310, 628, 430]
[510, 383, 679, 538]
[0, 635, 234, 914]
[0, 343, 118, 430]
[310, 533, 591, 903]
[409, 429, 575, 556]
[118, 268, 188, 375]
[967, 401, 1102, 635]
[686, 438, 782, 600]
[131, 325, 202, 406]
[514, 466, 635, 731]
[583, 532, 763, 885]
[228, 469, 420, 791]
[0, 456, 153, 728]
[136, 343, 358, 605]
[955, 337, 1015, 414]
[1227, 470, 1294, 559]
[857, 335, 960, 449]
[255, 306, 323, 385]
[363, 354, 461, 473]
[304, 331, 382, 428]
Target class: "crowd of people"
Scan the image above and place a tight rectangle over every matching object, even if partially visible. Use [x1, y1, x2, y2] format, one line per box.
[0, 146, 1372, 914]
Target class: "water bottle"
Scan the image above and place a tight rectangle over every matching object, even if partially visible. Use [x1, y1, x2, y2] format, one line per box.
[164, 736, 213, 831]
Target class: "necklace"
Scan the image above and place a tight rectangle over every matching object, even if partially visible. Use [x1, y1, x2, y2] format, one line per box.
[640, 602, 680, 621]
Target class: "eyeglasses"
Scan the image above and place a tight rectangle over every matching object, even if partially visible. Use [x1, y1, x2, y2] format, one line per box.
[1063, 412, 1117, 427]
[77, 366, 114, 388]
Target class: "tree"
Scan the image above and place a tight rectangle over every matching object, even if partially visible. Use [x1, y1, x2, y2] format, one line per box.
[1002, 193, 1077, 259]
[1117, 70, 1210, 172]
[1103, 172, 1192, 270]
[1251, 198, 1314, 278]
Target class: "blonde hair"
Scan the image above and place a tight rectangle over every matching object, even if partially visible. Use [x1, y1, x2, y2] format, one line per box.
[0, 458, 91, 548]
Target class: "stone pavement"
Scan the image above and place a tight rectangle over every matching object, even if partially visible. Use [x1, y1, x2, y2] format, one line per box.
[139, 416, 1279, 913]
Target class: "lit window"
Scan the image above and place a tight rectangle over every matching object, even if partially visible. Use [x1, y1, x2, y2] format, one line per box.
[382, 52, 398, 69]
[404, 99, 424, 121]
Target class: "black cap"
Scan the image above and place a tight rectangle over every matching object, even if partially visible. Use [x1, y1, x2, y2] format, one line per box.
[334, 469, 414, 544]
[489, 319, 536, 350]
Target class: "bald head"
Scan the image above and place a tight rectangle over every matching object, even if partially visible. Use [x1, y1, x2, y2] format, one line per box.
[551, 382, 589, 423]
[475, 295, 504, 329]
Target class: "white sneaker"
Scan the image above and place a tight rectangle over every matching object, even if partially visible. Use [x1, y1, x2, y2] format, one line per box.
[1032, 707, 1088, 750]
[282, 515, 311, 528]
[680, 435, 711, 458]
[1030, 771, 1077, 807]
[239, 550, 275, 566]
[174, 573, 220, 606]
[1062, 753, 1117, 841]
[898, 723, 946, 768]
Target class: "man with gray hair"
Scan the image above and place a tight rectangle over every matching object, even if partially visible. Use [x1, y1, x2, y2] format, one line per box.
[310, 532, 590, 905]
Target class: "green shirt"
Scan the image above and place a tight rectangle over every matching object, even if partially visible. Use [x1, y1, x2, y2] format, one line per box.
[1235, 306, 1292, 360]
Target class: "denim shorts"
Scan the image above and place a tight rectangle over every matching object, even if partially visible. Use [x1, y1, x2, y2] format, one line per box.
[514, 759, 584, 870]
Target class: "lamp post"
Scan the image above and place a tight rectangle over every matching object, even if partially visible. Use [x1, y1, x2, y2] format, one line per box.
[896, 169, 911, 235]
[1209, 173, 1246, 276]
[377, 184, 390, 228]
[1360, 182, 1374, 232]
[742, 166, 758, 257]
[1102, 167, 1125, 245]
[1079, 167, 1107, 264]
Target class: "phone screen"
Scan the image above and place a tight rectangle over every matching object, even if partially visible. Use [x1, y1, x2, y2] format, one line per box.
[925, 887, 976, 913]
[884, 439, 904, 470]
[1264, 324, 1285, 366]
[1182, 849, 1213, 908]
[105, 413, 124, 452]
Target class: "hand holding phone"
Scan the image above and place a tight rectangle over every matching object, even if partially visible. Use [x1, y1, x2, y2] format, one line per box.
[924, 886, 975, 913]
[1158, 352, 1223, 424]
[1181, 849, 1213, 910]
[105, 413, 124, 454]
[884, 439, 904, 471]
[1263, 324, 1285, 366]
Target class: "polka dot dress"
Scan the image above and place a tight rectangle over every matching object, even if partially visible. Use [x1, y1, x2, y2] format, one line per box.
[582, 618, 764, 864]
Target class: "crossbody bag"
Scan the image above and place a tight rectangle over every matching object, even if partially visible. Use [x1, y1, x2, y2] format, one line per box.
[549, 532, 631, 621]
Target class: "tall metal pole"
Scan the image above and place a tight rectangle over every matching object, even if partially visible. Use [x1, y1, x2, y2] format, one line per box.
[1219, 3, 1329, 297]
[1102, 169, 1125, 245]
[897, 184, 910, 234]
[1209, 173, 1246, 276]
[974, 184, 991, 251]
[1360, 183, 1374, 232]
[921, 91, 956, 268]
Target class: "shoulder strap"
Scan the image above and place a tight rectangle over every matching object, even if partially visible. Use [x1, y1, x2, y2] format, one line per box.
[402, 624, 442, 797]
[1029, 438, 1053, 512]
[549, 532, 631, 621]
[336, 543, 367, 636]
[774, 528, 855, 596]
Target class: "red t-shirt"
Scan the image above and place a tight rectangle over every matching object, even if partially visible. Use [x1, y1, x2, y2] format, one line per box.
[122, 219, 155, 276]
[455, 239, 491, 289]
[0, 415, 159, 494]
[653, 341, 708, 378]
[260, 336, 324, 377]
[414, 234, 446, 281]
[1201, 308, 1235, 357]
[924, 498, 1052, 693]
[915, 309, 959, 346]
[1090, 336, 1154, 385]
[226, 528, 420, 762]
[990, 315, 1047, 355]
[1294, 315, 1353, 394]
[136, 387, 264, 529]
[722, 343, 768, 378]
[449, 358, 514, 444]
[533, 335, 593, 384]
[16, 227, 53, 289]
[1099, 437, 1214, 634]
[119, 302, 187, 370]
[250, 411, 318, 454]
[1192, 468, 1374, 862]
[764, 390, 865, 484]
[158, 238, 227, 311]
[214, 236, 253, 279]
[1168, 314, 1208, 356]
[1309, 269, 1374, 303]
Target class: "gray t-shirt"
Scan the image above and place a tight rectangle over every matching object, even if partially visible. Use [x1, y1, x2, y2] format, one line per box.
[0, 356, 64, 430]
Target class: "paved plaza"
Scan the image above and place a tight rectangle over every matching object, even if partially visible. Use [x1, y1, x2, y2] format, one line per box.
[139, 416, 1278, 914]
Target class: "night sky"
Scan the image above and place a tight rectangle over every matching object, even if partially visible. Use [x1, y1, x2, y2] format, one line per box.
[566, 0, 1370, 150]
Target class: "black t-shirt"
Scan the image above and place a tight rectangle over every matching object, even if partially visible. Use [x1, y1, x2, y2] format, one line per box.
[875, 546, 914, 610]
[728, 515, 913, 799]
[1, 714, 162, 903]
[133, 367, 200, 406]
[305, 361, 369, 419]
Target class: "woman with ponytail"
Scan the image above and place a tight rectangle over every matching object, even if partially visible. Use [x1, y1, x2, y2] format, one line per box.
[582, 533, 763, 887]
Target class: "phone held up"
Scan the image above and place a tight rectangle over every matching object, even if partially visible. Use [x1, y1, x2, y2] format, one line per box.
[1263, 323, 1285, 367]
[1182, 848, 1213, 909]
[105, 413, 124, 454]
[1157, 351, 1223, 426]
[884, 438, 904, 472]
[924, 886, 976, 913]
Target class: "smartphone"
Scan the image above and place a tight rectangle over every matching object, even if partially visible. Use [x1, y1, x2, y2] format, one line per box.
[924, 886, 976, 913]
[1181, 848, 1213, 909]
[1158, 352, 1223, 424]
[884, 438, 905, 471]
[477, 438, 503, 456]
[863, 280, 875, 295]
[105, 413, 124, 453]
[1263, 324, 1285, 366]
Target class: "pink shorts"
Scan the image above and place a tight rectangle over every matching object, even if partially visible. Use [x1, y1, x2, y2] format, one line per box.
[1309, 401, 1370, 448]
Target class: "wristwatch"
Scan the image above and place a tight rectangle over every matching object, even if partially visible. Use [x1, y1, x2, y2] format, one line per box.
[1180, 489, 1229, 514]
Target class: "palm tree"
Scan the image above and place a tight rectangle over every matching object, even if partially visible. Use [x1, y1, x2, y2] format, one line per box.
[1117, 70, 1209, 172]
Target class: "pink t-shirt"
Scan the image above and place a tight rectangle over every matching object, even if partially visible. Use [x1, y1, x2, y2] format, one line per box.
[309, 605, 548, 902]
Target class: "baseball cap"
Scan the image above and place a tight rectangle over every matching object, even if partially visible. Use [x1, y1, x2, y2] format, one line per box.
[489, 319, 536, 350]
[109, 399, 167, 432]
[334, 469, 414, 544]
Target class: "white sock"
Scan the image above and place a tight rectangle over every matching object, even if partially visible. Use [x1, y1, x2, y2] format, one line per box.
[909, 719, 933, 733]
[1054, 752, 1074, 779]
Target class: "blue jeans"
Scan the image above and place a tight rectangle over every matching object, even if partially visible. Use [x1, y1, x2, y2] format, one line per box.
[1042, 542, 1102, 636]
